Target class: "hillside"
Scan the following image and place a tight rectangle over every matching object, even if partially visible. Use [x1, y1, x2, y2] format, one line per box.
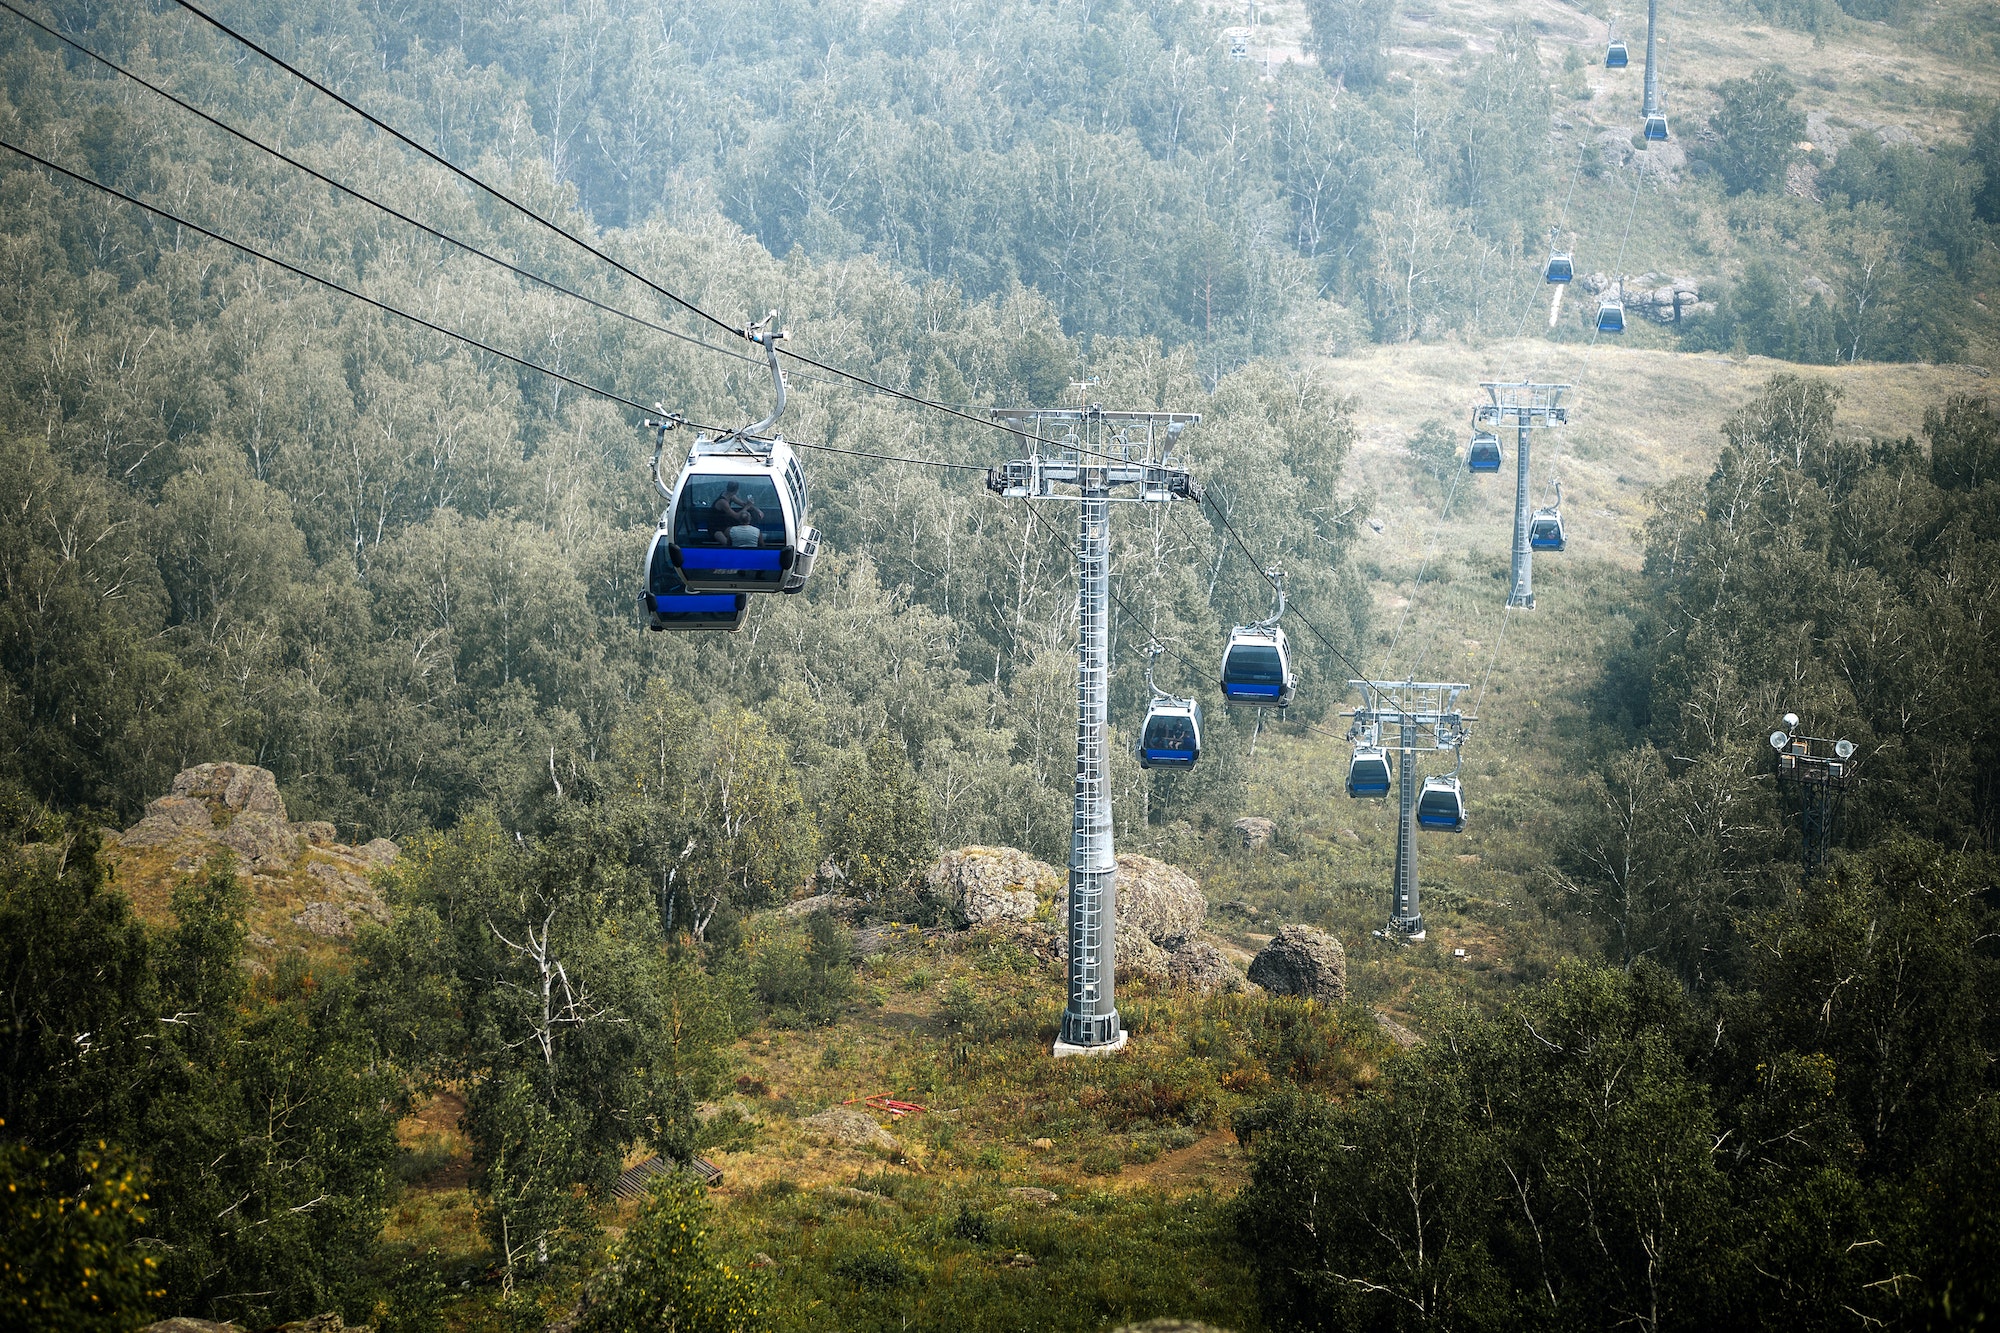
[1, 0, 1996, 1329]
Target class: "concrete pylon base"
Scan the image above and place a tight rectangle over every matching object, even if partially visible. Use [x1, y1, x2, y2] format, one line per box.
[1053, 1030, 1129, 1059]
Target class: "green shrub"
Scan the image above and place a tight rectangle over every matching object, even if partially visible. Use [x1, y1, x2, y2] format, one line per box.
[0, 1140, 163, 1332]
[581, 1174, 765, 1333]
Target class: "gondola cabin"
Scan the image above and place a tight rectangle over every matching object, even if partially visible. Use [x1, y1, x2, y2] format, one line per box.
[1529, 509, 1567, 552]
[1346, 746, 1392, 798]
[1416, 775, 1467, 831]
[662, 440, 819, 594]
[1138, 698, 1203, 769]
[1596, 298, 1626, 334]
[1469, 430, 1503, 473]
[1644, 114, 1669, 142]
[642, 529, 749, 631]
[1605, 38, 1628, 67]
[1545, 251, 1574, 284]
[1220, 626, 1296, 707]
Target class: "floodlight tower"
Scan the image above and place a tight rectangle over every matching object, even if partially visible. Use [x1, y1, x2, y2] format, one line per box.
[1477, 382, 1570, 609]
[1347, 681, 1473, 939]
[1769, 713, 1858, 879]
[988, 402, 1201, 1056]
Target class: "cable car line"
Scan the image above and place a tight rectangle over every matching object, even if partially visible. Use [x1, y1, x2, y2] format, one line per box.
[162, 0, 1095, 463]
[0, 138, 678, 417]
[1201, 491, 1369, 685]
[0, 0, 796, 379]
[167, 0, 747, 342]
[2, 137, 988, 489]
[1016, 499, 1210, 683]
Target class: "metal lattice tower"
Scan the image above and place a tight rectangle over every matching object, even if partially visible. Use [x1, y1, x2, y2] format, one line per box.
[1347, 681, 1472, 939]
[988, 402, 1201, 1056]
[1476, 382, 1570, 609]
[1770, 721, 1857, 879]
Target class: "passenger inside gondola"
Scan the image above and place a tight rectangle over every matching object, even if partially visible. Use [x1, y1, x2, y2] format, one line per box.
[676, 475, 785, 548]
[1150, 717, 1194, 751]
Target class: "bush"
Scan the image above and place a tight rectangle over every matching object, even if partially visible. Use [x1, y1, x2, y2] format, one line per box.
[581, 1174, 765, 1333]
[754, 913, 855, 1027]
[0, 1140, 163, 1332]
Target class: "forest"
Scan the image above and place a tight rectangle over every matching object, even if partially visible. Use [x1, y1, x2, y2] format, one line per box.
[0, 0, 1996, 1329]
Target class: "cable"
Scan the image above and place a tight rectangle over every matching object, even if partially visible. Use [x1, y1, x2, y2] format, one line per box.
[168, 0, 746, 341]
[1202, 490, 1369, 685]
[1, 138, 662, 413]
[0, 0, 785, 375]
[164, 0, 1083, 456]
[790, 439, 987, 472]
[2, 137, 990, 481]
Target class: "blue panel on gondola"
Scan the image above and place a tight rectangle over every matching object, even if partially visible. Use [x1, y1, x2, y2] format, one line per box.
[1143, 749, 1197, 766]
[650, 594, 741, 613]
[1224, 682, 1283, 698]
[680, 548, 783, 571]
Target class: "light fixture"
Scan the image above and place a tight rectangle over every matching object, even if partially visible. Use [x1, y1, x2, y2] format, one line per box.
[1834, 739, 1855, 760]
[1770, 731, 1790, 751]
[1783, 713, 1800, 730]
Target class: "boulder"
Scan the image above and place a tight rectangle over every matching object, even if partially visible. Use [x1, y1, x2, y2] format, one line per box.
[293, 901, 353, 940]
[121, 794, 215, 848]
[1009, 1186, 1058, 1206]
[1112, 1322, 1237, 1333]
[1232, 816, 1276, 850]
[295, 820, 338, 847]
[1167, 941, 1254, 995]
[171, 762, 285, 818]
[1111, 854, 1205, 948]
[1247, 925, 1348, 1003]
[140, 1322, 241, 1333]
[356, 838, 400, 867]
[802, 1105, 897, 1152]
[1117, 932, 1171, 981]
[926, 847, 1059, 926]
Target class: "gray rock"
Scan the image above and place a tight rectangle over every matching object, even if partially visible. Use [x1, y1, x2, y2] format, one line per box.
[1117, 932, 1171, 981]
[1247, 925, 1348, 1003]
[781, 892, 862, 919]
[171, 762, 286, 818]
[121, 794, 215, 848]
[356, 838, 400, 867]
[1110, 854, 1206, 948]
[293, 901, 353, 940]
[926, 847, 1058, 926]
[219, 812, 302, 870]
[1112, 1321, 1236, 1333]
[139, 1321, 241, 1333]
[1232, 816, 1276, 849]
[294, 820, 338, 846]
[1008, 1186, 1058, 1205]
[1167, 941, 1254, 995]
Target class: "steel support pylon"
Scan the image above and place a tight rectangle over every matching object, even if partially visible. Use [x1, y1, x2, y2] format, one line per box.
[1391, 714, 1423, 933]
[1642, 0, 1662, 119]
[987, 401, 1201, 1057]
[1348, 681, 1473, 943]
[1062, 484, 1121, 1049]
[1508, 422, 1535, 609]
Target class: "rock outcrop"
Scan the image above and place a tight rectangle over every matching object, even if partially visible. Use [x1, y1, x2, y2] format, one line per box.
[1167, 941, 1254, 995]
[1247, 926, 1348, 1003]
[926, 847, 1060, 925]
[107, 764, 396, 951]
